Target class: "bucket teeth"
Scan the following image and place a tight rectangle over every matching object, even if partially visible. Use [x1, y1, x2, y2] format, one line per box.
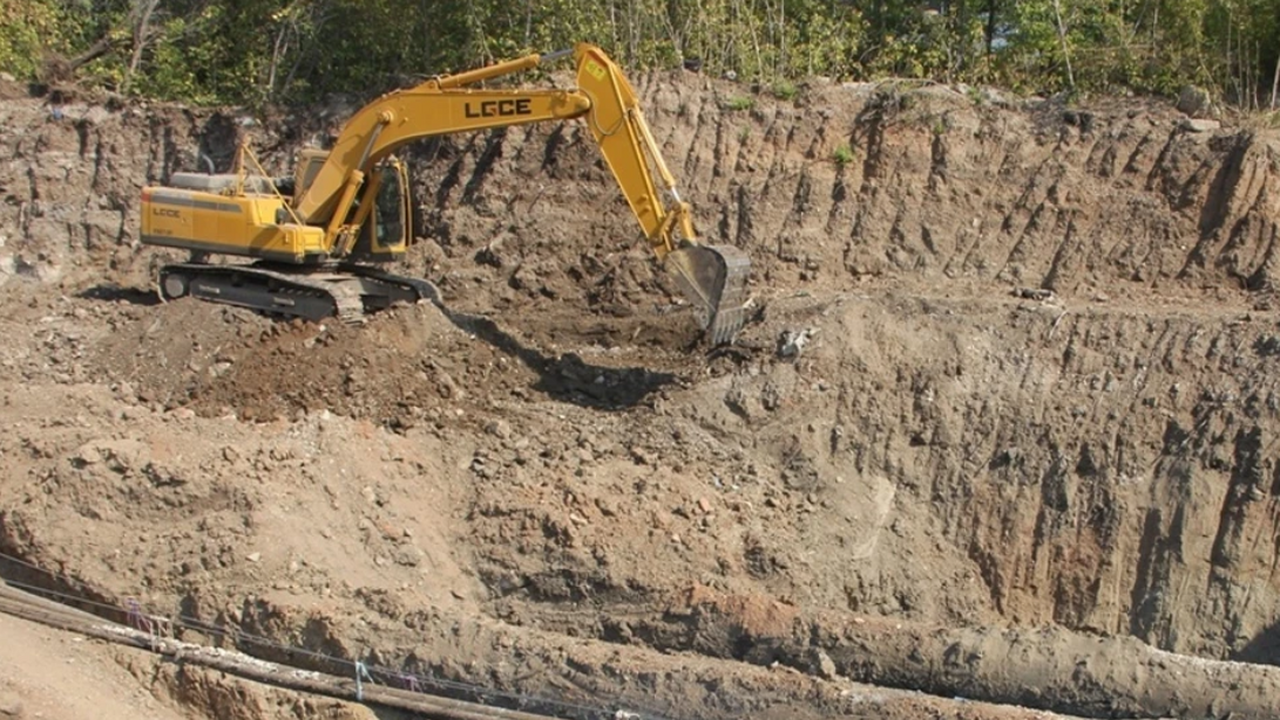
[664, 244, 751, 345]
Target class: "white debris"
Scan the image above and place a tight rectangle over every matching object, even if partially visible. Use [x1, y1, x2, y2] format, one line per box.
[778, 328, 818, 358]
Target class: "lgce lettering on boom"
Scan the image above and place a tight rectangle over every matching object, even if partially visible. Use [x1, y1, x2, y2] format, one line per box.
[464, 99, 534, 118]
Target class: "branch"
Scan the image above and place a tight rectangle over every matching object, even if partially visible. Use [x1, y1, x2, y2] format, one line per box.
[41, 35, 116, 84]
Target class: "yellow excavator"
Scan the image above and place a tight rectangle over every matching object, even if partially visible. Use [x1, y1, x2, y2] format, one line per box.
[139, 43, 749, 344]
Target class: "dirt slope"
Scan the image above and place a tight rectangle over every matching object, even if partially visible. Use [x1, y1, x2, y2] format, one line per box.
[2, 70, 1280, 718]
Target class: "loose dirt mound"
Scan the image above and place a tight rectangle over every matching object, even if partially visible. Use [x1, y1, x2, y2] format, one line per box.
[3, 72, 1280, 719]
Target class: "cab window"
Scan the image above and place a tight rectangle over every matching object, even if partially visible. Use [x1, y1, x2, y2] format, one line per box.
[375, 165, 405, 246]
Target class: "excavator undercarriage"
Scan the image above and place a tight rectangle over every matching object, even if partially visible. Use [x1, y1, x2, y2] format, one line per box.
[157, 262, 438, 324]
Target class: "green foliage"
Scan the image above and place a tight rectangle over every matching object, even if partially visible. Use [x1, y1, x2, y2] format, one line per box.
[832, 143, 854, 166]
[0, 0, 1274, 110]
[992, 0, 1279, 103]
[0, 0, 62, 78]
[771, 79, 799, 101]
[725, 95, 755, 112]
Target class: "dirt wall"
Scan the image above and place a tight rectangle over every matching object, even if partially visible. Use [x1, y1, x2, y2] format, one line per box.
[2, 71, 1280, 718]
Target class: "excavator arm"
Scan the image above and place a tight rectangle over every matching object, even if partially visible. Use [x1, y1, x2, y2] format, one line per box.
[293, 43, 749, 344]
[569, 45, 751, 343]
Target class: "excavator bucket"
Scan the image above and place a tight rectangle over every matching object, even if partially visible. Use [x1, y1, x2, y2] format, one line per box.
[664, 244, 751, 345]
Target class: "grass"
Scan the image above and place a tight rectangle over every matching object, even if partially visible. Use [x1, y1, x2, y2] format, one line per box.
[833, 143, 855, 166]
[725, 95, 755, 112]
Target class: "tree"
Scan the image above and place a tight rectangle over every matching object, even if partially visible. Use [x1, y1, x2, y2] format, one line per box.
[0, 0, 1274, 109]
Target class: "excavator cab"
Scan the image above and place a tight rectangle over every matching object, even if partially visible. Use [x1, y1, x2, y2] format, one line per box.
[292, 150, 410, 263]
[350, 159, 411, 262]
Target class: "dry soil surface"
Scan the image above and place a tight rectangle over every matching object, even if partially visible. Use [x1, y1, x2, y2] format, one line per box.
[2, 71, 1280, 719]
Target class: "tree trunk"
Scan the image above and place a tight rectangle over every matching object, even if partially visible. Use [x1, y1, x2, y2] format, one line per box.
[1270, 53, 1279, 110]
[984, 0, 996, 56]
[126, 0, 162, 84]
[1051, 0, 1076, 90]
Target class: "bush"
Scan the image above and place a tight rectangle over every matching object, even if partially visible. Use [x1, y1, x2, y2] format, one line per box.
[771, 80, 799, 101]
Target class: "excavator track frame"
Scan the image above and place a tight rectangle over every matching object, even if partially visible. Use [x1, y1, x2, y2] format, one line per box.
[158, 262, 435, 324]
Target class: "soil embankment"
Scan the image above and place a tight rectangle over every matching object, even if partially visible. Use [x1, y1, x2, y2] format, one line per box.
[2, 73, 1280, 718]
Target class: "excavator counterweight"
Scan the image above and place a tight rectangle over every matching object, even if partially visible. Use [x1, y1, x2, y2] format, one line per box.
[140, 43, 750, 344]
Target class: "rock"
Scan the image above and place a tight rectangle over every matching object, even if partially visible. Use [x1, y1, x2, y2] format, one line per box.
[74, 442, 102, 465]
[97, 438, 148, 472]
[1012, 287, 1054, 301]
[485, 419, 512, 439]
[778, 328, 818, 358]
[1176, 85, 1212, 117]
[1179, 117, 1220, 133]
[1062, 110, 1095, 133]
[810, 648, 839, 680]
[629, 446, 653, 465]
[724, 387, 754, 418]
[245, 552, 261, 563]
[0, 692, 23, 718]
[761, 381, 783, 412]
[394, 545, 424, 567]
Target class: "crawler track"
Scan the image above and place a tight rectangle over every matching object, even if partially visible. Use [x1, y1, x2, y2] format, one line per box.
[158, 262, 438, 323]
